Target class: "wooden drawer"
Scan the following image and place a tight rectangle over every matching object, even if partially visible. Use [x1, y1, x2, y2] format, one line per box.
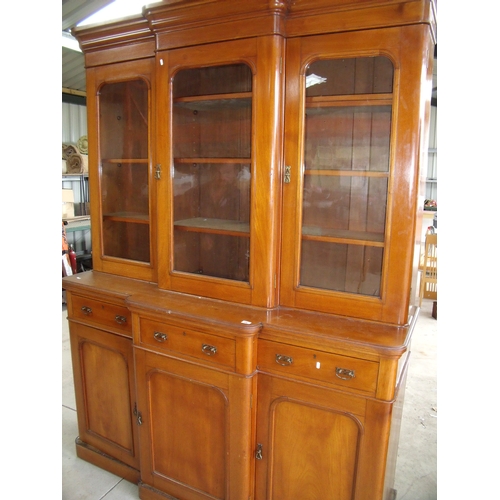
[257, 339, 379, 395]
[69, 294, 132, 335]
[138, 317, 236, 370]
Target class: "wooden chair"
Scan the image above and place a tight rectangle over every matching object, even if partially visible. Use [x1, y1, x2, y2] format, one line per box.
[419, 232, 437, 306]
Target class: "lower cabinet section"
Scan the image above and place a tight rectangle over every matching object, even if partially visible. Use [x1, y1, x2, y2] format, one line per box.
[68, 321, 140, 482]
[134, 348, 256, 500]
[64, 276, 413, 500]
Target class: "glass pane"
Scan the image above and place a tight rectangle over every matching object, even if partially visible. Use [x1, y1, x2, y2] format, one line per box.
[305, 106, 392, 172]
[303, 175, 388, 237]
[173, 64, 252, 97]
[98, 79, 150, 263]
[173, 98, 251, 158]
[102, 220, 150, 262]
[300, 241, 383, 296]
[306, 56, 393, 96]
[101, 162, 149, 217]
[299, 56, 394, 297]
[99, 80, 149, 159]
[173, 162, 251, 281]
[172, 63, 252, 282]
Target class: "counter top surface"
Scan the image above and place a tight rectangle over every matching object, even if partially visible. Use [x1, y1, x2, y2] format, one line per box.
[63, 271, 415, 357]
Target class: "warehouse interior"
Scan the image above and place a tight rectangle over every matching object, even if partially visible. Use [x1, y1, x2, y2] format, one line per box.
[4, 2, 496, 499]
[61, 2, 439, 498]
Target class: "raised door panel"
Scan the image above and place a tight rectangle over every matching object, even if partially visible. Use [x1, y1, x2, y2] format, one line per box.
[69, 322, 139, 469]
[156, 36, 284, 307]
[255, 374, 364, 500]
[135, 348, 255, 500]
[280, 25, 434, 324]
[86, 58, 156, 282]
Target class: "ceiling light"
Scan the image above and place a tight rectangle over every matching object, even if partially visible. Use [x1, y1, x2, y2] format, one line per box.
[62, 31, 82, 52]
[77, 0, 148, 27]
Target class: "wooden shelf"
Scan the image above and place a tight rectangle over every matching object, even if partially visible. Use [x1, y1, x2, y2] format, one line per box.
[101, 159, 149, 164]
[174, 92, 252, 105]
[103, 212, 150, 224]
[304, 169, 389, 177]
[302, 226, 385, 247]
[175, 157, 251, 164]
[306, 93, 393, 107]
[174, 217, 250, 237]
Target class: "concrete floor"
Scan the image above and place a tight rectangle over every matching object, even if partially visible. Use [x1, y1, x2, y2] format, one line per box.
[62, 299, 437, 499]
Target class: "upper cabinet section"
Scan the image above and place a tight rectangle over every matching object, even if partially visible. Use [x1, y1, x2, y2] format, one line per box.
[73, 0, 436, 322]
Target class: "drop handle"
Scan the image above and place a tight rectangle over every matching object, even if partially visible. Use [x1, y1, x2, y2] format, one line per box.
[81, 306, 92, 315]
[275, 354, 293, 366]
[115, 315, 127, 325]
[153, 331, 168, 342]
[202, 344, 217, 356]
[335, 367, 355, 380]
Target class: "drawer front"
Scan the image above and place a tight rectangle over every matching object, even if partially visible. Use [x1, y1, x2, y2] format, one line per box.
[139, 318, 236, 370]
[70, 294, 132, 335]
[257, 340, 378, 394]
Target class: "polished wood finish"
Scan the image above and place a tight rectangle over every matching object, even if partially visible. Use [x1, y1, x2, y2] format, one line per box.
[86, 57, 157, 282]
[280, 24, 434, 324]
[67, 1, 435, 498]
[134, 347, 256, 500]
[63, 270, 417, 499]
[155, 35, 284, 307]
[66, 290, 142, 482]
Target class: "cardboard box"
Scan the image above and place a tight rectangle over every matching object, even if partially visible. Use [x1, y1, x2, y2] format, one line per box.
[62, 189, 75, 219]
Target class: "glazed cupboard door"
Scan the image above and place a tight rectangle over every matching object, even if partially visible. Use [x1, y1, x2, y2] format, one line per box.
[87, 58, 156, 282]
[280, 26, 434, 324]
[156, 36, 284, 307]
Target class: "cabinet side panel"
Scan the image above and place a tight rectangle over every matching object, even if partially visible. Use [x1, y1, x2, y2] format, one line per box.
[383, 359, 409, 499]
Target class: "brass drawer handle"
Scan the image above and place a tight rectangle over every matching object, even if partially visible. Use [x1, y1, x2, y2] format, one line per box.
[335, 367, 355, 380]
[81, 306, 92, 316]
[153, 331, 168, 342]
[202, 344, 217, 356]
[275, 354, 293, 366]
[115, 315, 127, 325]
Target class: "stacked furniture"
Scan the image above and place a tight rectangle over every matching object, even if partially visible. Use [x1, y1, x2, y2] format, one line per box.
[63, 1, 436, 499]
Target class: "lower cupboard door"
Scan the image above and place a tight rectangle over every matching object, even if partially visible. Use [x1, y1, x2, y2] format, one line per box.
[69, 322, 139, 469]
[135, 348, 254, 500]
[256, 376, 363, 500]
